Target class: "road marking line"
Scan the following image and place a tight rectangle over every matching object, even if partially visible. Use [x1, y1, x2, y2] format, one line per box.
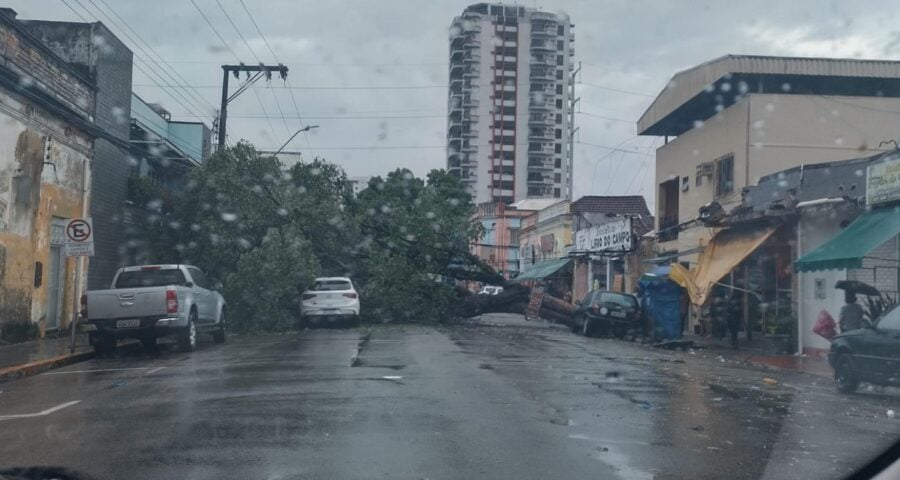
[42, 367, 151, 375]
[145, 366, 166, 375]
[0, 400, 81, 420]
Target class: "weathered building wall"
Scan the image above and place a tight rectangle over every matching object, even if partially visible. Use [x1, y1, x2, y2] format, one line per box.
[0, 11, 94, 334]
[25, 20, 134, 289]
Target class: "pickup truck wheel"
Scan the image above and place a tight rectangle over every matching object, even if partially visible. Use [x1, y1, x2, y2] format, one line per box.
[141, 337, 158, 351]
[91, 333, 115, 355]
[835, 355, 860, 394]
[212, 310, 227, 344]
[179, 312, 198, 352]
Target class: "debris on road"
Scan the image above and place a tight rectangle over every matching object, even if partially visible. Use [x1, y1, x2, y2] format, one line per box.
[762, 377, 778, 385]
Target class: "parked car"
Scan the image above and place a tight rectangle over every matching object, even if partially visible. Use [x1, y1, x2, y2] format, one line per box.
[571, 290, 641, 338]
[300, 277, 360, 327]
[479, 285, 504, 295]
[829, 304, 900, 393]
[83, 265, 226, 353]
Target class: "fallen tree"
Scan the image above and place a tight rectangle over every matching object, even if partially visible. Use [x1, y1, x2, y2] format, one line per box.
[452, 281, 576, 325]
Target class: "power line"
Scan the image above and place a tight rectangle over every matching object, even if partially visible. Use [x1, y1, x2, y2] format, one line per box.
[236, 0, 315, 157]
[132, 83, 449, 90]
[177, 113, 445, 120]
[161, 60, 449, 67]
[576, 81, 654, 98]
[239, 0, 276, 61]
[215, 0, 260, 61]
[67, 0, 210, 123]
[216, 0, 291, 140]
[94, 0, 217, 112]
[59, 0, 89, 21]
[249, 86, 283, 145]
[191, 0, 286, 145]
[263, 145, 446, 151]
[575, 140, 653, 156]
[189, 0, 239, 60]
[576, 111, 634, 124]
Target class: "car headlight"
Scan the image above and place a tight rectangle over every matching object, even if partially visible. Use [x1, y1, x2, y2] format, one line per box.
[600, 307, 609, 315]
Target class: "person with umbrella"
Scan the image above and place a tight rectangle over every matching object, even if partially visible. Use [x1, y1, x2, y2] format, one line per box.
[835, 280, 878, 333]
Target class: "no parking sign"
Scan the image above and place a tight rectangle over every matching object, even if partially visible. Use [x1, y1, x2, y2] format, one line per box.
[64, 218, 94, 257]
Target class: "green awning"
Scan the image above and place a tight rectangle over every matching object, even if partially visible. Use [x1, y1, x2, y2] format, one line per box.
[513, 258, 572, 282]
[795, 206, 900, 272]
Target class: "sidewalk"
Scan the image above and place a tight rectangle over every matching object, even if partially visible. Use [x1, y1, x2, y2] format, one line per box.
[686, 334, 832, 378]
[0, 332, 94, 383]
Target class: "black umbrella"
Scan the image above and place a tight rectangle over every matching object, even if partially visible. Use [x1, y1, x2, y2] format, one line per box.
[835, 280, 881, 297]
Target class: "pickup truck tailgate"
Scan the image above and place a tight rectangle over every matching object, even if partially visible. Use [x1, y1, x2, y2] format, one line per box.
[87, 287, 170, 320]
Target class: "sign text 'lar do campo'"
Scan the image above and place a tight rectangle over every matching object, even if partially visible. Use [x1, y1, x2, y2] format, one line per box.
[574, 217, 632, 253]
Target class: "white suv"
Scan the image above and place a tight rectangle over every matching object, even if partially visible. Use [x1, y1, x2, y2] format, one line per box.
[300, 277, 360, 327]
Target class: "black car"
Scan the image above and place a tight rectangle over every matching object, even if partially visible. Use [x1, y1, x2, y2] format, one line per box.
[571, 290, 641, 338]
[829, 304, 900, 393]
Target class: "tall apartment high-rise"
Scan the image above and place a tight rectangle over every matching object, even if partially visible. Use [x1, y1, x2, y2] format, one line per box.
[447, 3, 575, 204]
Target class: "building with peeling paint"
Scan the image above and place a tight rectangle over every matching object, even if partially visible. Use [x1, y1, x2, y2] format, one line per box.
[0, 8, 101, 336]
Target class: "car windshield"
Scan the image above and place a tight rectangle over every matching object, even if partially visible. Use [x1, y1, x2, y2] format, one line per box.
[313, 280, 352, 291]
[4, 1, 900, 479]
[114, 269, 187, 289]
[596, 292, 637, 309]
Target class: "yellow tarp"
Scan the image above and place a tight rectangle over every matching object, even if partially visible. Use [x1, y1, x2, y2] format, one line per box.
[670, 224, 778, 306]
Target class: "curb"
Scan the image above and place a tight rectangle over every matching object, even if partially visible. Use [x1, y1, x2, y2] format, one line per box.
[0, 350, 95, 384]
[0, 339, 142, 384]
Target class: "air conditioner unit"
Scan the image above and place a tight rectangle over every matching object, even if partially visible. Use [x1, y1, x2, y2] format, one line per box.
[697, 162, 715, 177]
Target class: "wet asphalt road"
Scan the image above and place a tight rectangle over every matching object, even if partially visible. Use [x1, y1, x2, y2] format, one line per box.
[1, 321, 900, 480]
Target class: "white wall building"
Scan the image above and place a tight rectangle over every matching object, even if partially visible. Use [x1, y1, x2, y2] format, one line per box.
[347, 176, 373, 197]
[447, 3, 575, 205]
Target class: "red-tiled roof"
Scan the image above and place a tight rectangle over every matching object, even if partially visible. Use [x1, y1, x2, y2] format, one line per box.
[571, 195, 651, 216]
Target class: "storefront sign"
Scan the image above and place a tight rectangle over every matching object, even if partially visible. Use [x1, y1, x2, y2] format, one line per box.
[867, 156, 900, 206]
[574, 218, 632, 253]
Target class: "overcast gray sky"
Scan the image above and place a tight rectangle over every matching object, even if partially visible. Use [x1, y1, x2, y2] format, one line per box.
[9, 0, 900, 211]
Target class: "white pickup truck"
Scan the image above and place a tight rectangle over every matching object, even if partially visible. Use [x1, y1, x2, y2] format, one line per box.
[82, 265, 226, 353]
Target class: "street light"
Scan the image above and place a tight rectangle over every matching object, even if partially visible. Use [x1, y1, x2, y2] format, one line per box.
[273, 124, 319, 157]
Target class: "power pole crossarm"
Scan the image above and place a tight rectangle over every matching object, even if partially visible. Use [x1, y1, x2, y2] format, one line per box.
[217, 63, 289, 148]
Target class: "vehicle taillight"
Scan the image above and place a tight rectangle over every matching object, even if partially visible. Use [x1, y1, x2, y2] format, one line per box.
[343, 292, 358, 299]
[80, 294, 88, 318]
[302, 293, 317, 300]
[166, 289, 178, 314]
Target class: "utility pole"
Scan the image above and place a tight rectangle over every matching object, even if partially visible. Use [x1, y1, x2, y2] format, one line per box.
[568, 61, 581, 201]
[218, 63, 289, 148]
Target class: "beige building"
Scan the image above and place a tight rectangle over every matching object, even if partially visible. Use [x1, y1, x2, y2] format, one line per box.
[638, 55, 900, 261]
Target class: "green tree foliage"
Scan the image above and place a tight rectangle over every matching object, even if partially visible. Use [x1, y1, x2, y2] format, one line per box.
[223, 226, 318, 332]
[140, 144, 486, 329]
[347, 169, 482, 322]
